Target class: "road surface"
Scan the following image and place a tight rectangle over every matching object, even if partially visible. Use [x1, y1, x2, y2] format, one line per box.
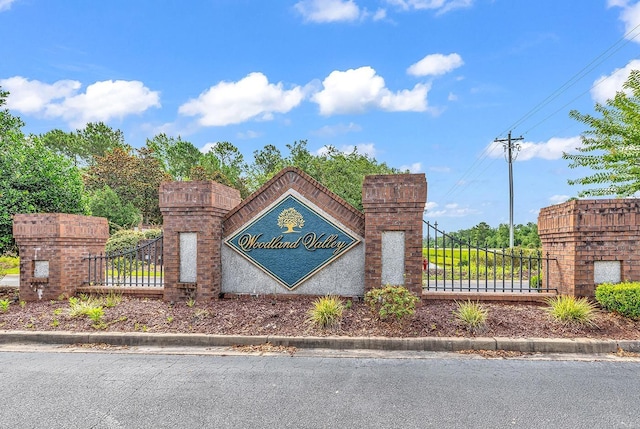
[0, 348, 638, 428]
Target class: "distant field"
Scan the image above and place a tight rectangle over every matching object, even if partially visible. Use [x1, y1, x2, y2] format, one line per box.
[423, 247, 542, 280]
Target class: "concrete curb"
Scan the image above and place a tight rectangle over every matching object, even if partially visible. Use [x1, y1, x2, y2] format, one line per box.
[1, 330, 639, 354]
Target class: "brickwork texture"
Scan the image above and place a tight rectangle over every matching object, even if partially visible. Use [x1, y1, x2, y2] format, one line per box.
[160, 181, 241, 302]
[362, 174, 427, 297]
[538, 199, 640, 296]
[13, 213, 109, 301]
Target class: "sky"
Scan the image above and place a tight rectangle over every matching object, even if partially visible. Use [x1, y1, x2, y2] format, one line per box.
[2, 0, 640, 232]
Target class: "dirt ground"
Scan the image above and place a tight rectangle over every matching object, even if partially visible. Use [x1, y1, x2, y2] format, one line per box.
[1, 287, 639, 340]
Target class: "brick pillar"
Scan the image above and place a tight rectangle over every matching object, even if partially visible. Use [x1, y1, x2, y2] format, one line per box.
[160, 181, 241, 302]
[12, 214, 109, 301]
[362, 174, 427, 297]
[538, 199, 640, 297]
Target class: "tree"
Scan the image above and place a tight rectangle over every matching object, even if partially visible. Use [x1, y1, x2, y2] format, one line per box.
[146, 133, 202, 180]
[564, 69, 640, 197]
[84, 146, 171, 225]
[0, 88, 88, 254]
[191, 142, 250, 197]
[87, 185, 142, 233]
[248, 140, 402, 211]
[37, 122, 126, 166]
[247, 144, 284, 190]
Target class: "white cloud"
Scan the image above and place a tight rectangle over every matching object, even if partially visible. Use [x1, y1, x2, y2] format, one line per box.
[1, 76, 160, 128]
[549, 195, 571, 204]
[407, 53, 464, 77]
[200, 142, 218, 154]
[486, 136, 582, 161]
[399, 162, 422, 173]
[386, 0, 473, 15]
[311, 122, 362, 137]
[316, 143, 377, 157]
[179, 72, 304, 127]
[47, 80, 160, 127]
[447, 92, 458, 101]
[295, 0, 361, 23]
[591, 59, 640, 104]
[0, 76, 80, 113]
[0, 0, 16, 12]
[608, 0, 640, 41]
[424, 201, 480, 217]
[237, 130, 262, 139]
[372, 8, 387, 21]
[312, 66, 429, 115]
[429, 166, 451, 173]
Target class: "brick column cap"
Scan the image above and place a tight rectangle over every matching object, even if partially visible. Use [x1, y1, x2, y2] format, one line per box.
[159, 181, 241, 212]
[362, 173, 427, 211]
[13, 213, 109, 241]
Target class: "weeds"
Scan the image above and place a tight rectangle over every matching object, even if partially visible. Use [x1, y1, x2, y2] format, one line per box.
[545, 295, 597, 326]
[307, 295, 344, 328]
[0, 299, 9, 312]
[103, 290, 123, 308]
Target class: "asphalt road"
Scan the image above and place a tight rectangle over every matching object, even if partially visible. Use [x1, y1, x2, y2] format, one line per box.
[0, 349, 639, 428]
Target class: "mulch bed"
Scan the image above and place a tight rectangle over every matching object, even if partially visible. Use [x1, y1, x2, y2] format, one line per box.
[1, 287, 639, 340]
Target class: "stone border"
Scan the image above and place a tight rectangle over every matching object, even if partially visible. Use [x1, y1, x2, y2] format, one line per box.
[1, 331, 638, 354]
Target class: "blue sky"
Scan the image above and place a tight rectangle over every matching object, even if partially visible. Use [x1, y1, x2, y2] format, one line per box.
[2, 0, 640, 232]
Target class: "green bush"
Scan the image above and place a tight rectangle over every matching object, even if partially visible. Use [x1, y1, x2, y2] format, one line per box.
[364, 285, 419, 321]
[307, 295, 344, 328]
[453, 300, 488, 332]
[105, 228, 162, 254]
[545, 295, 597, 326]
[595, 282, 640, 320]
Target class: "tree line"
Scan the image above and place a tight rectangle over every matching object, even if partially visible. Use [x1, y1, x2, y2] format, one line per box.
[4, 67, 640, 255]
[0, 88, 400, 254]
[425, 222, 541, 249]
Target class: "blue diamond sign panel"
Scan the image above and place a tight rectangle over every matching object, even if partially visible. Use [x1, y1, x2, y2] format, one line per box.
[225, 194, 361, 290]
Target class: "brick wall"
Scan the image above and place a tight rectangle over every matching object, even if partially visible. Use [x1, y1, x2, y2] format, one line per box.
[362, 174, 427, 297]
[538, 199, 640, 296]
[160, 181, 241, 302]
[12, 213, 109, 301]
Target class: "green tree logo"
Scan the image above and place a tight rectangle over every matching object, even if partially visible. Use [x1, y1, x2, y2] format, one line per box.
[277, 208, 304, 233]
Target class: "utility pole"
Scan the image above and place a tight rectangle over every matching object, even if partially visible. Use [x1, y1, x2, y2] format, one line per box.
[494, 131, 523, 248]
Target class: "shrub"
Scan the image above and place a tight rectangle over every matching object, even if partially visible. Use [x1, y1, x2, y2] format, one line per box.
[364, 285, 419, 321]
[595, 282, 640, 320]
[545, 295, 597, 326]
[105, 228, 162, 254]
[453, 300, 488, 332]
[307, 295, 344, 328]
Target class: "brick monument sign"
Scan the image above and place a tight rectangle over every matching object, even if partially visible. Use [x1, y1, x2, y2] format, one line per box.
[13, 167, 427, 301]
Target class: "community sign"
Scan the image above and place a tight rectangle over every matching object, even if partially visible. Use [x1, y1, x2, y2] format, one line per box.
[225, 194, 361, 290]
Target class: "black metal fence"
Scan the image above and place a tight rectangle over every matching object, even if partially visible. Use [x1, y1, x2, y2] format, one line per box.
[423, 221, 556, 293]
[85, 236, 164, 288]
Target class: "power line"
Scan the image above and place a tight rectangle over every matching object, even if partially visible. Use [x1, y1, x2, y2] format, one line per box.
[497, 21, 640, 139]
[442, 23, 640, 203]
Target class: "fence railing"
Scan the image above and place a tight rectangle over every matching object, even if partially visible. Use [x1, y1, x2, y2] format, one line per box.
[423, 221, 556, 293]
[85, 236, 164, 288]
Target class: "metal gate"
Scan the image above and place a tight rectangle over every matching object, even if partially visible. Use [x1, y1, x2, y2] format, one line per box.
[423, 221, 555, 293]
[85, 236, 164, 288]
